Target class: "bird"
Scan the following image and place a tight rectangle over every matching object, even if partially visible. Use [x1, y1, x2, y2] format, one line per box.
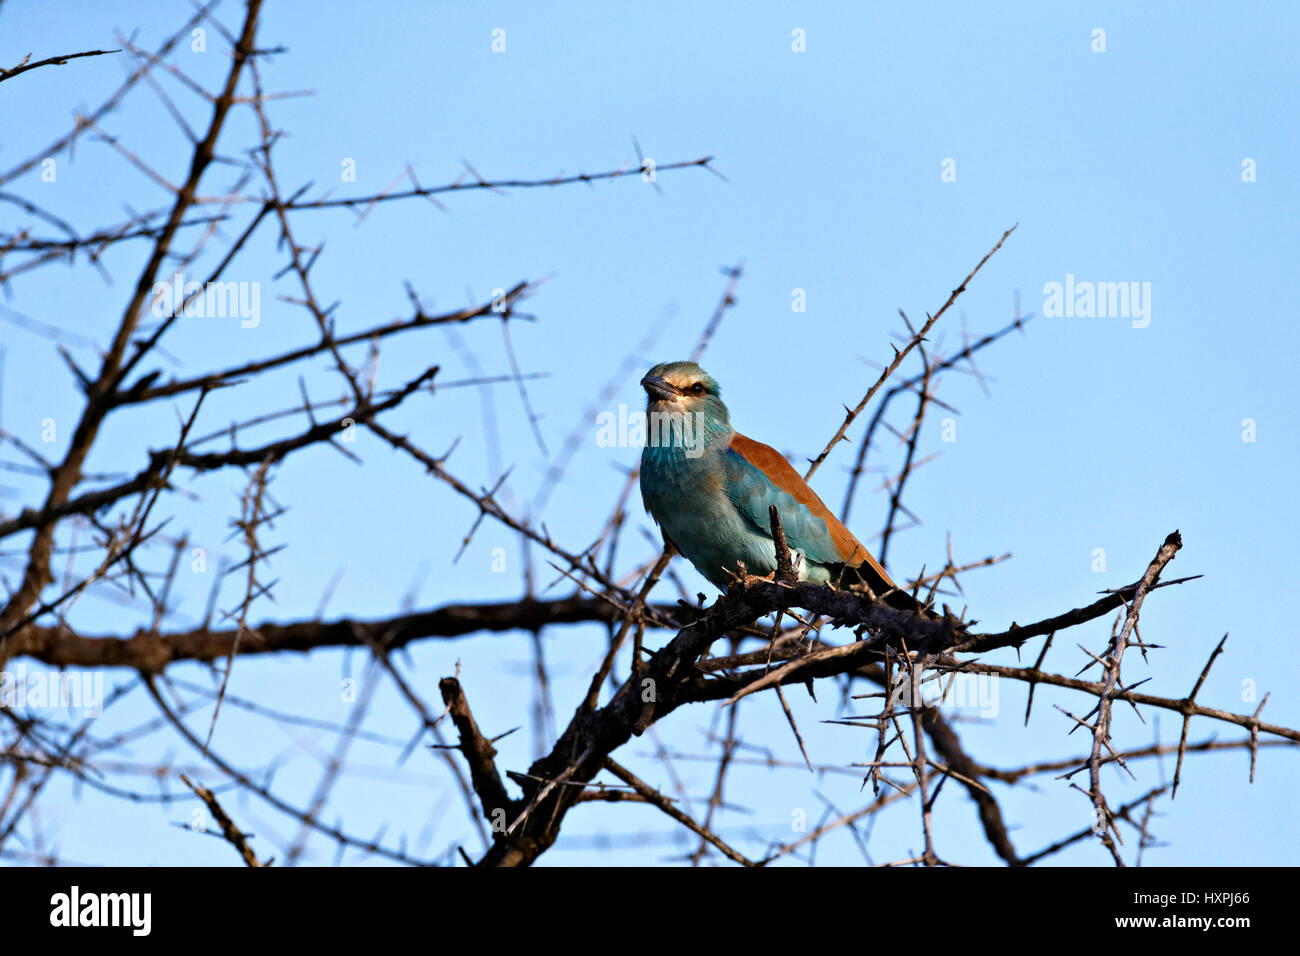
[638, 360, 928, 614]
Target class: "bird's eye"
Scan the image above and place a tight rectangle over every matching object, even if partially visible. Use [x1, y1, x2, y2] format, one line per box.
[690, 383, 707, 396]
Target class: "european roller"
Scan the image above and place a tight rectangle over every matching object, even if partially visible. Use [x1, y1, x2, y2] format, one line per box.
[639, 361, 926, 614]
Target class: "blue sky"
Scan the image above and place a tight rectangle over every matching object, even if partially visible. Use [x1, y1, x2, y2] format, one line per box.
[0, 1, 1296, 865]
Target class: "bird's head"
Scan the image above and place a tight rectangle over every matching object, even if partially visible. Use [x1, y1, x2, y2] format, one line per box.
[640, 361, 731, 445]
[641, 361, 726, 412]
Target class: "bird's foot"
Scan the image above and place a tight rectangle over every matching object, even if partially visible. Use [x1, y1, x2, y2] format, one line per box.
[724, 561, 792, 589]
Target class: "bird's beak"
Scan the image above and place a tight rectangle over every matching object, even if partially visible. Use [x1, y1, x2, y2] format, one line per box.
[640, 374, 680, 402]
